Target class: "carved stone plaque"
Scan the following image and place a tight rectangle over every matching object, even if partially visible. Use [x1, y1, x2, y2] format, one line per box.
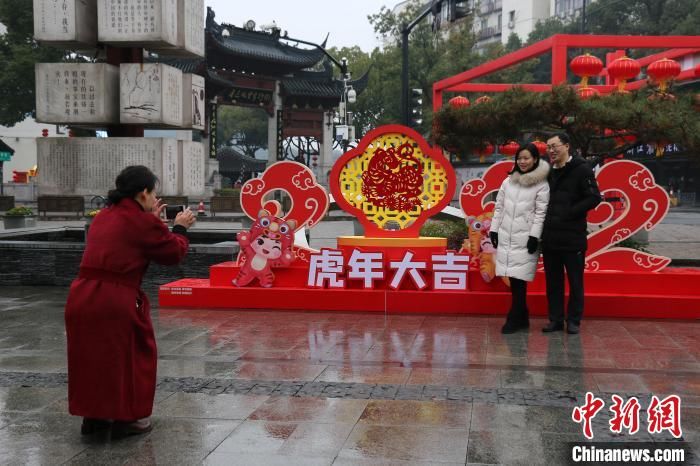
[182, 73, 205, 130]
[180, 140, 205, 195]
[36, 137, 182, 195]
[120, 63, 183, 127]
[33, 0, 97, 48]
[35, 63, 119, 125]
[97, 0, 178, 48]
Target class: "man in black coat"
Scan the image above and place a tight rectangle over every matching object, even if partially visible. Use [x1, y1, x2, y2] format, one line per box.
[541, 133, 601, 334]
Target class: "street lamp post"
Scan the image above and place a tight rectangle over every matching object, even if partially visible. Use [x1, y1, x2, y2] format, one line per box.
[336, 57, 356, 153]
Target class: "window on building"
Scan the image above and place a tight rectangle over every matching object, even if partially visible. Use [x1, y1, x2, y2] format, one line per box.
[497, 14, 502, 30]
[509, 10, 515, 23]
[481, 18, 488, 31]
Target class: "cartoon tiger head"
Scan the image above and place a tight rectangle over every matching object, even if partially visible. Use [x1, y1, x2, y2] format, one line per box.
[466, 212, 495, 255]
[249, 209, 297, 259]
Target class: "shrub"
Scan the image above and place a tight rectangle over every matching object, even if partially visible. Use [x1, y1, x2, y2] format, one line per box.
[420, 219, 468, 250]
[5, 206, 33, 216]
[213, 188, 241, 197]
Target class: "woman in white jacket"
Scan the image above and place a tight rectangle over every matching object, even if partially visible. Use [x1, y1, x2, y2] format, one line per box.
[489, 143, 550, 334]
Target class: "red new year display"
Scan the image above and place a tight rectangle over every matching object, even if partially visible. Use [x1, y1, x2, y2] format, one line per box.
[159, 125, 699, 319]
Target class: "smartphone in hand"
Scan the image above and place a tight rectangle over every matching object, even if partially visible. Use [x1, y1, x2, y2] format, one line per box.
[165, 205, 185, 220]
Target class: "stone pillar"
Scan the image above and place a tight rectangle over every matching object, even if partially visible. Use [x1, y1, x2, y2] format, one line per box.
[267, 80, 282, 166]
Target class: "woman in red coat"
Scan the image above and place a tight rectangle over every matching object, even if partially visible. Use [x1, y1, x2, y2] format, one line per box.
[65, 166, 195, 436]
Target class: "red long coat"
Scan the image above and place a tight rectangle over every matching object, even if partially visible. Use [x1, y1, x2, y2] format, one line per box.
[65, 198, 188, 421]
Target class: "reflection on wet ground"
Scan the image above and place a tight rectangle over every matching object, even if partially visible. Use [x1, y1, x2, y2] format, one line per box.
[0, 286, 698, 465]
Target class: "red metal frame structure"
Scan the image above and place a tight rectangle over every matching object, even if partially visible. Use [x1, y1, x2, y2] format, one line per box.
[433, 34, 700, 112]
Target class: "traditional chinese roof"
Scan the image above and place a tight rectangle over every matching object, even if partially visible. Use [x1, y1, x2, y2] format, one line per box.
[0, 139, 15, 154]
[152, 9, 370, 109]
[205, 7, 327, 75]
[281, 61, 371, 100]
[217, 146, 268, 173]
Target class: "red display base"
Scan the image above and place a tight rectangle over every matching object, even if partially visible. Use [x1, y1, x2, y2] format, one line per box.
[160, 263, 700, 320]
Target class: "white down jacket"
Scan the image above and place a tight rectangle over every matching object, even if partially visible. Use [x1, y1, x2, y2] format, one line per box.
[490, 161, 550, 281]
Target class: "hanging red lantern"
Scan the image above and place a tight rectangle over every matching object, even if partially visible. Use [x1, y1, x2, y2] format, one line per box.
[607, 56, 641, 93]
[499, 140, 520, 157]
[532, 140, 547, 156]
[448, 96, 470, 108]
[570, 53, 604, 88]
[577, 86, 599, 100]
[475, 142, 495, 163]
[474, 95, 492, 105]
[604, 128, 637, 146]
[647, 58, 681, 94]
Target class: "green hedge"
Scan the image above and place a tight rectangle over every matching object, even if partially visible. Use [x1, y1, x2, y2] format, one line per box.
[420, 219, 468, 251]
[213, 188, 241, 197]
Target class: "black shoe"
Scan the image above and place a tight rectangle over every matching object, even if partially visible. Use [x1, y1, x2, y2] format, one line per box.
[81, 418, 111, 435]
[501, 320, 529, 334]
[542, 322, 564, 333]
[566, 322, 580, 334]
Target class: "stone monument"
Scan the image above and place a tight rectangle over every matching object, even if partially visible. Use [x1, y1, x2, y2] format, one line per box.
[33, 0, 207, 197]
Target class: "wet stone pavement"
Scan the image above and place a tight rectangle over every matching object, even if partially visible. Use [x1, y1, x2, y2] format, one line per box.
[0, 286, 698, 465]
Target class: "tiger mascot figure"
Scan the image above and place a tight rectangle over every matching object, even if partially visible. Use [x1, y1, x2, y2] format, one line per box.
[461, 212, 497, 283]
[233, 209, 297, 288]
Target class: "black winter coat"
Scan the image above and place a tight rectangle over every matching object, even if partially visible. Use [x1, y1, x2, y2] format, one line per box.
[542, 157, 601, 252]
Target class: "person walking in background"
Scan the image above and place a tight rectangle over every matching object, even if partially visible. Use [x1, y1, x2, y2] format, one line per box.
[541, 133, 601, 334]
[64, 166, 196, 437]
[490, 142, 550, 334]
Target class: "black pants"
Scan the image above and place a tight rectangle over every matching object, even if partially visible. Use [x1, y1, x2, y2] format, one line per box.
[543, 249, 585, 324]
[506, 277, 528, 324]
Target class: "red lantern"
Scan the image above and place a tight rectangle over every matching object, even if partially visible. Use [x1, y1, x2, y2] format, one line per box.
[499, 140, 519, 157]
[570, 53, 603, 87]
[41, 128, 49, 137]
[607, 56, 641, 93]
[647, 58, 681, 94]
[532, 140, 547, 156]
[474, 95, 492, 105]
[448, 96, 470, 108]
[475, 142, 495, 163]
[604, 128, 637, 147]
[577, 86, 599, 100]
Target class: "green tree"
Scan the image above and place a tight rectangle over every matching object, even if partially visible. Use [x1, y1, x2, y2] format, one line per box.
[216, 106, 268, 158]
[363, 0, 480, 134]
[0, 0, 65, 126]
[434, 86, 700, 161]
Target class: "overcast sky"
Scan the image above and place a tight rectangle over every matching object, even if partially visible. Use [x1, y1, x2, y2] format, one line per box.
[205, 0, 391, 52]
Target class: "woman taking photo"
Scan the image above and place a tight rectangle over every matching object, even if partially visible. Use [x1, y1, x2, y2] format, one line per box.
[65, 165, 196, 436]
[489, 143, 550, 334]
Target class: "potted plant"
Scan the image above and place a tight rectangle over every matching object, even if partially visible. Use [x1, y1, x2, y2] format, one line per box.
[84, 209, 101, 238]
[3, 206, 37, 229]
[211, 188, 242, 215]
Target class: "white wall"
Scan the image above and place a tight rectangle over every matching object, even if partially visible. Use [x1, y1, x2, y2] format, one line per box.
[0, 118, 65, 183]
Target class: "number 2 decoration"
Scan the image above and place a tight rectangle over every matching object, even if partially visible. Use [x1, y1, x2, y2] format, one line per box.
[459, 160, 670, 273]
